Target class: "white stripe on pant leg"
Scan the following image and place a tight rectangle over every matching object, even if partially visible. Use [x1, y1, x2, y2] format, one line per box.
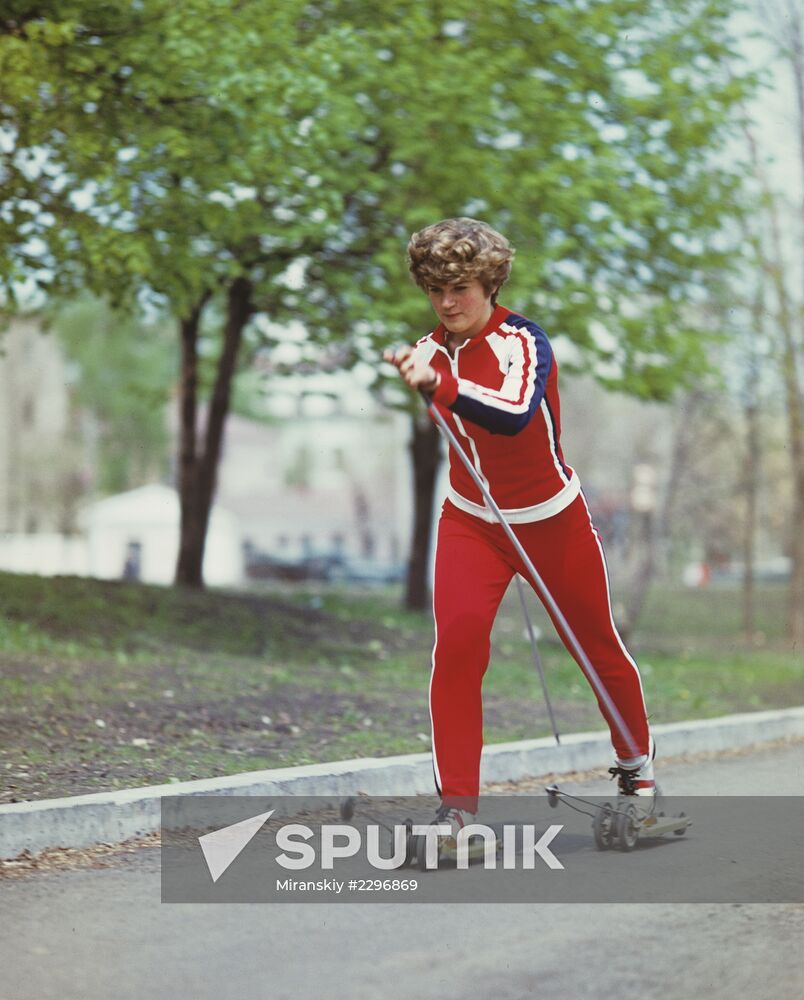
[428, 585, 443, 796]
[577, 491, 649, 757]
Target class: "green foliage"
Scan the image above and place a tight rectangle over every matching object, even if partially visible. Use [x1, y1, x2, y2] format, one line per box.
[297, 0, 758, 402]
[1, 1, 371, 315]
[0, 0, 758, 408]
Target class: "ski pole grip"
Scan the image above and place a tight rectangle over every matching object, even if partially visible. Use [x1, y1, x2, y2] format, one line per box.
[383, 346, 436, 404]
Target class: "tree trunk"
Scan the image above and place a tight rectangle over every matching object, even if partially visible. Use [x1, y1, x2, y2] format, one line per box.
[782, 360, 804, 647]
[405, 412, 442, 610]
[175, 295, 206, 587]
[742, 399, 759, 643]
[175, 278, 253, 587]
[743, 120, 803, 645]
[742, 281, 765, 643]
[780, 0, 804, 645]
[619, 391, 703, 642]
[620, 511, 655, 645]
[765, 199, 804, 645]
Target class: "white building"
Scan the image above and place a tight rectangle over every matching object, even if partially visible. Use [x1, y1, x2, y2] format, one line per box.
[214, 405, 414, 565]
[83, 484, 243, 586]
[0, 315, 81, 534]
[0, 317, 433, 584]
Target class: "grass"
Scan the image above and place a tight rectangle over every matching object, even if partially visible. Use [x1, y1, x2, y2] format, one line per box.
[0, 570, 801, 802]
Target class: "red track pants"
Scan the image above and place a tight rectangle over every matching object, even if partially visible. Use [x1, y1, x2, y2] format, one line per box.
[431, 495, 650, 812]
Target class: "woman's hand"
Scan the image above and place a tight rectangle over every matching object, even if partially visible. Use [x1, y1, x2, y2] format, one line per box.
[383, 345, 439, 393]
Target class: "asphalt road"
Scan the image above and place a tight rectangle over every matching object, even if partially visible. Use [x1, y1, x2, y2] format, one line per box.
[2, 742, 803, 1000]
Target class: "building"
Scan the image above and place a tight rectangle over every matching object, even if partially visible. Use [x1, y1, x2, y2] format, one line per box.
[0, 315, 83, 535]
[83, 483, 242, 586]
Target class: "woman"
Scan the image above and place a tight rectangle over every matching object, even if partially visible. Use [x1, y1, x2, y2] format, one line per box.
[384, 218, 655, 834]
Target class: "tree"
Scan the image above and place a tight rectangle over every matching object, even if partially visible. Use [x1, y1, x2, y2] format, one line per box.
[748, 0, 804, 644]
[299, 0, 758, 607]
[740, 127, 804, 644]
[1, 1, 758, 602]
[1, 1, 373, 586]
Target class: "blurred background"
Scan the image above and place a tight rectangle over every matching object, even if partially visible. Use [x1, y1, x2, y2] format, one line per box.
[0, 0, 802, 801]
[0, 0, 801, 636]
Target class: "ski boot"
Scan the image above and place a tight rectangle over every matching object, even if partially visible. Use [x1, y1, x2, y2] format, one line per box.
[610, 736, 657, 800]
[415, 805, 482, 871]
[606, 737, 658, 849]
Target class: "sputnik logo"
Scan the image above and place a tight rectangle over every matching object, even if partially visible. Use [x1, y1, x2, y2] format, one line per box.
[198, 808, 274, 882]
[197, 807, 565, 879]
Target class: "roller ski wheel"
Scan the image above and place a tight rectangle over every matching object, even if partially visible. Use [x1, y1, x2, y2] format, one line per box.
[615, 803, 640, 852]
[592, 802, 615, 850]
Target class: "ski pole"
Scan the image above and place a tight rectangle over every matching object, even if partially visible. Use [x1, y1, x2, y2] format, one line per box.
[419, 389, 640, 760]
[515, 573, 560, 745]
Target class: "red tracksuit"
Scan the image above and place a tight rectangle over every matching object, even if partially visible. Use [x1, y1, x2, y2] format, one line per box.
[413, 303, 650, 811]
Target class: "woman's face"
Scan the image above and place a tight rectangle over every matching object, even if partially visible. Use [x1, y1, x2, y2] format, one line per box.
[426, 278, 494, 339]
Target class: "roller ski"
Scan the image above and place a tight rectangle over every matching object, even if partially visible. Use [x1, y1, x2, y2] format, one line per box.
[545, 739, 691, 852]
[339, 797, 498, 871]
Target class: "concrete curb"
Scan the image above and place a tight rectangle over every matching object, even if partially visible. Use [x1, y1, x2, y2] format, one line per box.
[2, 706, 804, 858]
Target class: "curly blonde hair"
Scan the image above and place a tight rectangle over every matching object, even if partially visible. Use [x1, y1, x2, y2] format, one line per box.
[407, 218, 514, 304]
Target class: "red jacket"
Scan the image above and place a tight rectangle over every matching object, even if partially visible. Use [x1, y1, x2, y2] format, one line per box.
[413, 303, 580, 522]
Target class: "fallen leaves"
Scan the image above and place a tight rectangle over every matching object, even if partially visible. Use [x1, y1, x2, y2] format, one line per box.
[0, 831, 161, 880]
